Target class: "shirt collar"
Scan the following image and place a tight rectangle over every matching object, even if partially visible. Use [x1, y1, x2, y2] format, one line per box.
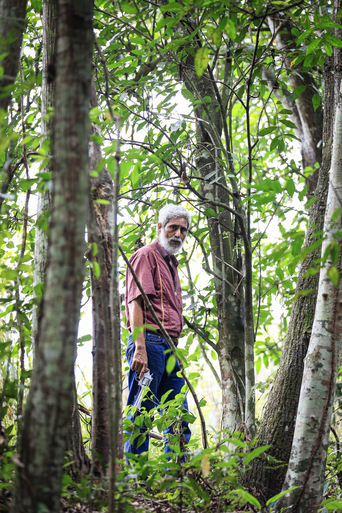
[153, 239, 179, 267]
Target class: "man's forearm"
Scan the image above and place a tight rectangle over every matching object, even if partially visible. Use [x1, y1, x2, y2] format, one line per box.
[129, 297, 145, 347]
[128, 297, 148, 377]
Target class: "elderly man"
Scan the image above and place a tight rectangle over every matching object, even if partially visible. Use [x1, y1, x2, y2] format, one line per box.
[124, 203, 191, 458]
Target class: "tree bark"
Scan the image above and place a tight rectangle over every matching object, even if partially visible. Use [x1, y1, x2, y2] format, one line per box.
[12, 1, 93, 511]
[88, 92, 115, 472]
[32, 0, 56, 360]
[247, 6, 341, 498]
[0, 0, 27, 112]
[88, 81, 123, 475]
[182, 61, 247, 433]
[277, 78, 342, 513]
[89, 163, 114, 472]
[267, 13, 323, 194]
[33, 0, 89, 477]
[246, 57, 332, 501]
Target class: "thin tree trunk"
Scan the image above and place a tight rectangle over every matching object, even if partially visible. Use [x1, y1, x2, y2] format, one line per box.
[108, 117, 122, 513]
[267, 13, 323, 194]
[12, 1, 93, 511]
[88, 80, 123, 475]
[88, 82, 122, 472]
[0, 0, 27, 210]
[0, 0, 27, 112]
[182, 64, 249, 434]
[66, 380, 91, 477]
[277, 78, 342, 513]
[32, 0, 56, 359]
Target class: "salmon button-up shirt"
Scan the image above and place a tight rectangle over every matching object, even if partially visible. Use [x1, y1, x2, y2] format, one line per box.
[125, 239, 183, 337]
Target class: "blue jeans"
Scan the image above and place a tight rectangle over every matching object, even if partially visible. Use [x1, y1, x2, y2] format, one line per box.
[124, 331, 191, 458]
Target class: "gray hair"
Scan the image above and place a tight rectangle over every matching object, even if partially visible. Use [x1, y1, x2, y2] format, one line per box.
[158, 203, 191, 229]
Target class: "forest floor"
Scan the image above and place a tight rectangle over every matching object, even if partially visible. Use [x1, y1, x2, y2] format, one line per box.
[60, 496, 255, 513]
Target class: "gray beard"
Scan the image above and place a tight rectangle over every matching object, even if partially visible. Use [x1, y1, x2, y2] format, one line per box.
[158, 230, 184, 255]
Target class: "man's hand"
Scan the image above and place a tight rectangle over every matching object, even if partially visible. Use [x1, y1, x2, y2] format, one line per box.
[132, 345, 148, 378]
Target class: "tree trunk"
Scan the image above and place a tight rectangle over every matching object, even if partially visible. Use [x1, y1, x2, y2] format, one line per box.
[88, 81, 123, 475]
[66, 379, 91, 477]
[33, 0, 89, 476]
[0, 0, 27, 112]
[267, 13, 323, 194]
[12, 1, 93, 511]
[247, 12, 340, 500]
[89, 170, 114, 472]
[88, 91, 114, 472]
[277, 78, 342, 513]
[32, 0, 56, 360]
[181, 57, 250, 434]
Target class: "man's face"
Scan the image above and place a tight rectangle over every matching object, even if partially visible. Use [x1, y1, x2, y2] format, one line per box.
[158, 216, 188, 255]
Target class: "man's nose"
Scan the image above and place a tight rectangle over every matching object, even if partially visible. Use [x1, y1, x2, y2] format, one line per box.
[175, 227, 181, 237]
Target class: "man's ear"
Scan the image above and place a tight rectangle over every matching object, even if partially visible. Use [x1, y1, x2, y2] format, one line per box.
[157, 222, 162, 233]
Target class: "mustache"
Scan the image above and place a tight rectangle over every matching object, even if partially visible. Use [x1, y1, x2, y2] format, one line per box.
[169, 237, 182, 244]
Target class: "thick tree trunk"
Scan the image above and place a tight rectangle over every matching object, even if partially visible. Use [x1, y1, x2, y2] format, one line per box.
[246, 58, 332, 500]
[33, 0, 89, 476]
[12, 1, 93, 512]
[0, 0, 27, 112]
[247, 5, 342, 495]
[277, 79, 342, 513]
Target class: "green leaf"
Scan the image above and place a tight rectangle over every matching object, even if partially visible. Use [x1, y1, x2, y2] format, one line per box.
[204, 207, 218, 218]
[325, 33, 342, 48]
[278, 138, 285, 152]
[4, 380, 18, 400]
[312, 93, 321, 111]
[230, 489, 261, 509]
[292, 84, 307, 100]
[266, 486, 299, 506]
[121, 1, 137, 14]
[120, 161, 131, 178]
[320, 498, 342, 511]
[243, 445, 270, 465]
[328, 266, 339, 286]
[211, 28, 222, 46]
[93, 261, 100, 279]
[259, 126, 276, 136]
[306, 38, 321, 55]
[94, 199, 110, 205]
[296, 28, 313, 46]
[166, 354, 176, 374]
[280, 119, 297, 129]
[270, 137, 279, 151]
[1, 269, 17, 281]
[286, 178, 296, 197]
[325, 43, 333, 56]
[224, 19, 236, 40]
[194, 47, 209, 77]
[78, 334, 92, 345]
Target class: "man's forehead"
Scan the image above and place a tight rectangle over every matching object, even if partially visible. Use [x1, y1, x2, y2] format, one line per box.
[165, 216, 188, 226]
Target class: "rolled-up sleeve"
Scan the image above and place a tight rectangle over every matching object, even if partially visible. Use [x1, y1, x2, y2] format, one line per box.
[126, 251, 155, 304]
